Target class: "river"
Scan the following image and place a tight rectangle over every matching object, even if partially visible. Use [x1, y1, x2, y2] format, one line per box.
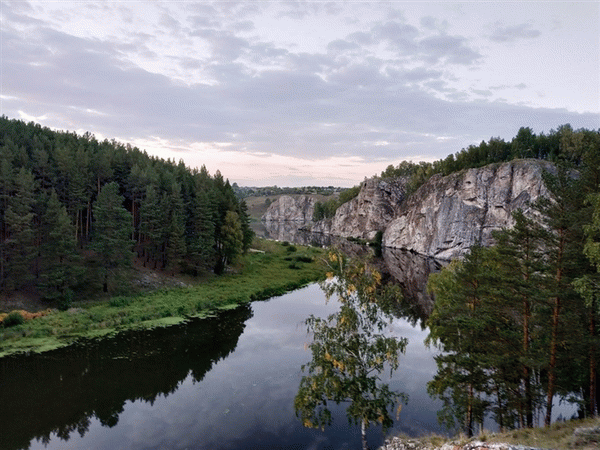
[1, 282, 444, 450]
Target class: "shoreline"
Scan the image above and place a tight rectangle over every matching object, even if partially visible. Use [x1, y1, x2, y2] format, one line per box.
[0, 241, 326, 357]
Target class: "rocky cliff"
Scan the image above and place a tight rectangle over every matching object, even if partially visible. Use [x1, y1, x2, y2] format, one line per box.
[383, 159, 555, 260]
[311, 177, 408, 240]
[262, 195, 316, 223]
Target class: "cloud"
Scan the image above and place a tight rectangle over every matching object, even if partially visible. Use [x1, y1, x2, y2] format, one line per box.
[418, 34, 481, 65]
[327, 39, 360, 54]
[3, 1, 598, 187]
[489, 24, 541, 42]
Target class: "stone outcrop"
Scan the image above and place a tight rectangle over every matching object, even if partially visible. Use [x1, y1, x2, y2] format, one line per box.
[383, 160, 555, 260]
[262, 195, 316, 223]
[312, 177, 408, 240]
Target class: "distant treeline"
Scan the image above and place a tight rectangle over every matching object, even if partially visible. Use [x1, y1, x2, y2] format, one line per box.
[381, 125, 600, 193]
[233, 184, 344, 199]
[0, 116, 253, 307]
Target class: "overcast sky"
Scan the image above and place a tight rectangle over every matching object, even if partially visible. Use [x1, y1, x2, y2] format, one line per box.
[2, 1, 599, 187]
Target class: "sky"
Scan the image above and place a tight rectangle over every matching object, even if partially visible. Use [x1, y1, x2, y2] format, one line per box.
[1, 1, 599, 187]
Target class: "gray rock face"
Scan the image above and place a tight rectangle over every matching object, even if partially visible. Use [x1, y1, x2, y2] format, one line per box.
[312, 177, 408, 240]
[383, 160, 554, 260]
[262, 195, 316, 223]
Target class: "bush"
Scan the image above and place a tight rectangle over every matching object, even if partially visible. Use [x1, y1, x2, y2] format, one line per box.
[57, 289, 74, 311]
[109, 296, 132, 307]
[295, 256, 313, 263]
[286, 245, 297, 253]
[2, 311, 24, 328]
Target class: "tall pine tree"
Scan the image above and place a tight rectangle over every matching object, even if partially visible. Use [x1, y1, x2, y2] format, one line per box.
[91, 182, 133, 293]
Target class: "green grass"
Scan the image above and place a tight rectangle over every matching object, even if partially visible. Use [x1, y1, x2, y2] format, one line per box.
[0, 240, 326, 357]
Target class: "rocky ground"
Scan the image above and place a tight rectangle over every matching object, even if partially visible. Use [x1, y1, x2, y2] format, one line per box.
[381, 439, 550, 450]
[379, 423, 600, 450]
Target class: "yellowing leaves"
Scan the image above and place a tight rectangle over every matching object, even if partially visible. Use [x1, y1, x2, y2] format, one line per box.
[332, 359, 345, 371]
[346, 283, 356, 296]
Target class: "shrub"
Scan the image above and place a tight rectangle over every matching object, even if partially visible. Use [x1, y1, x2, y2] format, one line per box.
[295, 256, 313, 263]
[286, 245, 297, 253]
[57, 289, 74, 311]
[109, 296, 132, 307]
[2, 311, 24, 328]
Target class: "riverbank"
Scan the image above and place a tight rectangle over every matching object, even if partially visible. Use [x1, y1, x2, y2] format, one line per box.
[380, 417, 600, 450]
[0, 239, 326, 357]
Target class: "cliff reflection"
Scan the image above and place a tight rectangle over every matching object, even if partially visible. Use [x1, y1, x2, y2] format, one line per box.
[382, 247, 444, 320]
[0, 305, 252, 450]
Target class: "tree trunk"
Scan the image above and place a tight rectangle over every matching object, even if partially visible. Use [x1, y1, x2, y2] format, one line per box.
[361, 420, 368, 450]
[590, 303, 597, 417]
[466, 383, 474, 437]
[545, 230, 565, 427]
[545, 294, 560, 426]
[523, 295, 533, 427]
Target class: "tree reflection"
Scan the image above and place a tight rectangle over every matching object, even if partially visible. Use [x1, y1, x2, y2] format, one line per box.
[295, 250, 408, 450]
[0, 305, 252, 450]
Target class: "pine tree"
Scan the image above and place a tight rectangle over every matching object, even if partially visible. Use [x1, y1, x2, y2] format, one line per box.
[139, 184, 162, 268]
[238, 199, 254, 252]
[91, 182, 133, 293]
[38, 190, 81, 308]
[165, 182, 186, 273]
[215, 210, 243, 273]
[3, 168, 37, 291]
[492, 209, 548, 427]
[535, 166, 590, 425]
[426, 245, 505, 435]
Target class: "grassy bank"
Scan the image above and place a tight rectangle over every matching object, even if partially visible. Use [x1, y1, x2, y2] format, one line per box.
[0, 240, 326, 357]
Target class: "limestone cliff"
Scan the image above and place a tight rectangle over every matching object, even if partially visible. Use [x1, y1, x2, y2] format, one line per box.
[383, 159, 555, 260]
[262, 195, 316, 223]
[311, 177, 408, 240]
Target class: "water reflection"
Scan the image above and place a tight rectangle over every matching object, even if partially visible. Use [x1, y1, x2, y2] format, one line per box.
[2, 284, 443, 450]
[0, 306, 252, 450]
[258, 218, 444, 323]
[381, 247, 444, 319]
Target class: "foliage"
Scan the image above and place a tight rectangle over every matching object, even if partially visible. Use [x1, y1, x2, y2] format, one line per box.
[381, 125, 600, 195]
[0, 116, 253, 302]
[294, 251, 407, 450]
[426, 159, 600, 434]
[2, 311, 24, 328]
[0, 240, 326, 356]
[313, 184, 362, 221]
[232, 183, 345, 199]
[91, 182, 134, 294]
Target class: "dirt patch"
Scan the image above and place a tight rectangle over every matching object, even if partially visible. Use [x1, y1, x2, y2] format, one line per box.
[0, 308, 54, 324]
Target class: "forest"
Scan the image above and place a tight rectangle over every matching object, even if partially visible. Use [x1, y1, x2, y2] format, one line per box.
[0, 116, 253, 309]
[421, 126, 600, 434]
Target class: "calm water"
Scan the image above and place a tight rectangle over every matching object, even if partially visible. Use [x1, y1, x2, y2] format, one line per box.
[2, 284, 443, 450]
